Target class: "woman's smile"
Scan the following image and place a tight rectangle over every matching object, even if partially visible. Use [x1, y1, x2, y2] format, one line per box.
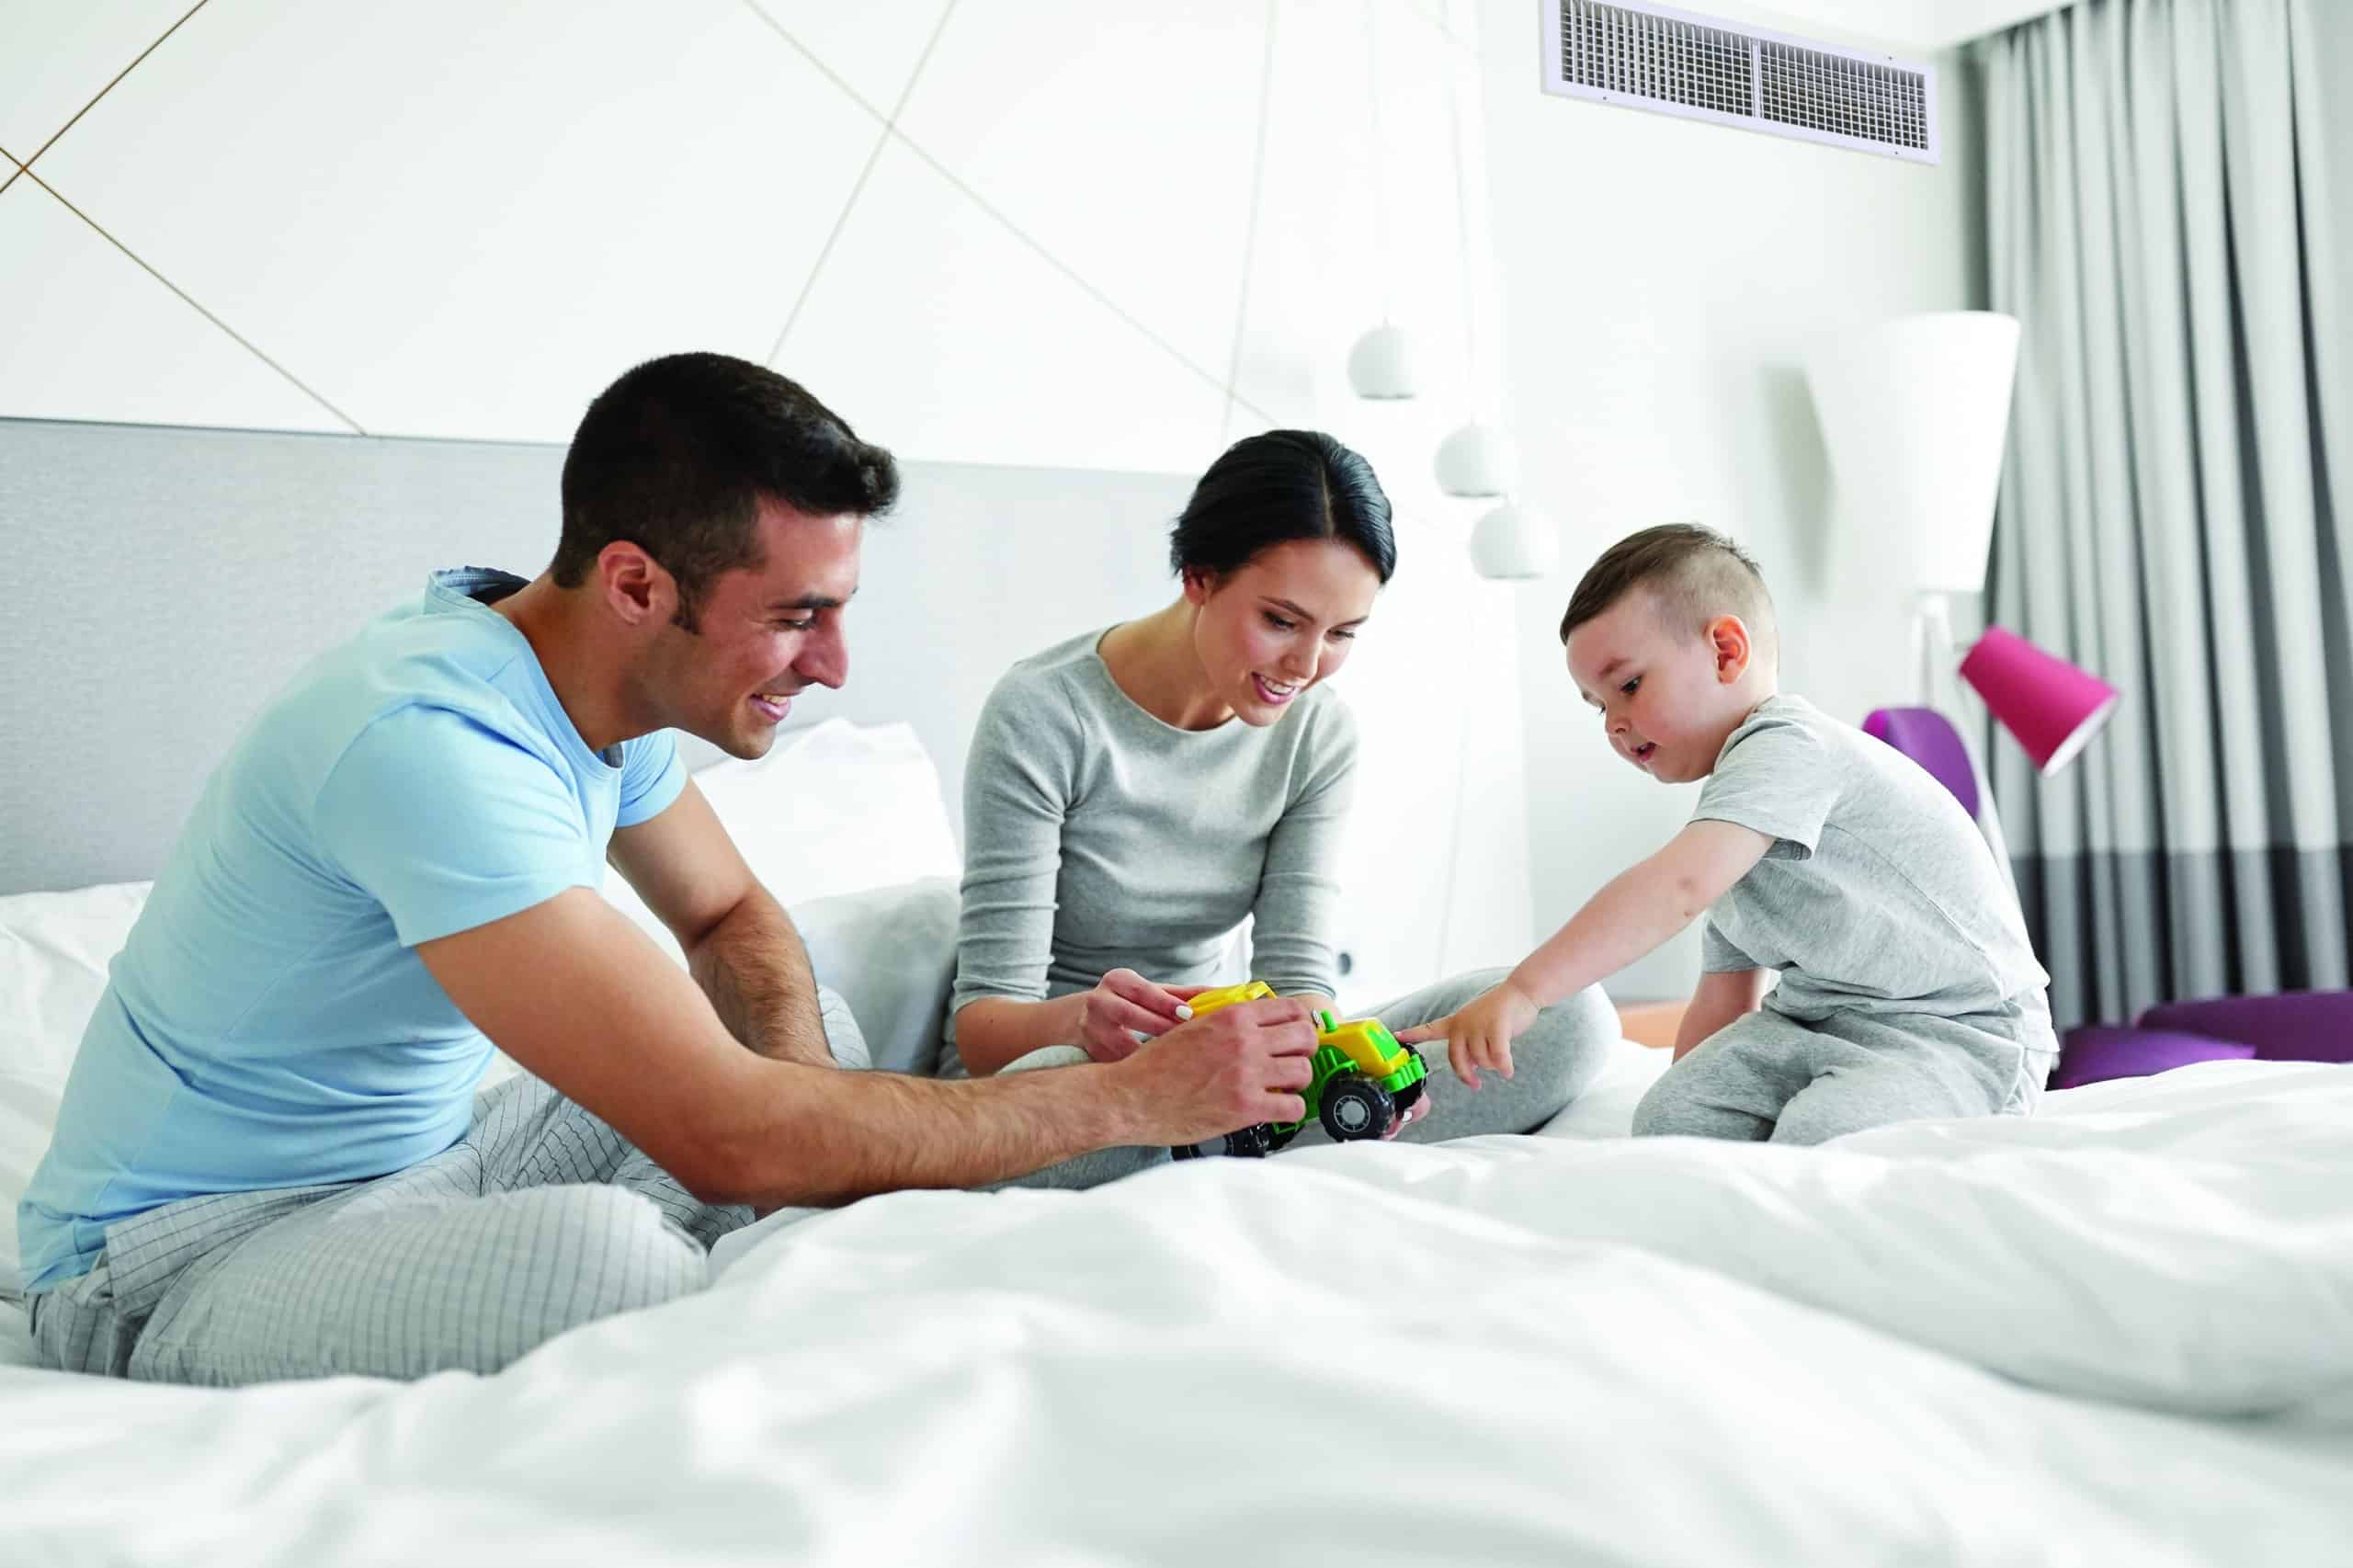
[1251, 674, 1300, 706]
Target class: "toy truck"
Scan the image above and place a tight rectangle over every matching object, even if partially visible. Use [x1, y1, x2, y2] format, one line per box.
[1171, 981, 1430, 1157]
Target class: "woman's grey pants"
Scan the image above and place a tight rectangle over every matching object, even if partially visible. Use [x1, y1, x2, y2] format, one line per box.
[993, 969, 1620, 1190]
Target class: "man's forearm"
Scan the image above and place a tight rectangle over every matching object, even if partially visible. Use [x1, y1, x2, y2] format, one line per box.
[705, 1053, 1146, 1206]
[688, 886, 834, 1067]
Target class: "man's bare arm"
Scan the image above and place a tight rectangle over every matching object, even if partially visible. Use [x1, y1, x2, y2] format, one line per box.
[415, 889, 1317, 1207]
[607, 781, 832, 1066]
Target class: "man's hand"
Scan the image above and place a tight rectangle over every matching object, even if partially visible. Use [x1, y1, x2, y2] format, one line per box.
[1068, 970, 1211, 1062]
[1112, 994, 1319, 1144]
[1399, 980, 1540, 1091]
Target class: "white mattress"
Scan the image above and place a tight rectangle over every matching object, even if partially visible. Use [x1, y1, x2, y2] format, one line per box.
[4, 1055, 2348, 1567]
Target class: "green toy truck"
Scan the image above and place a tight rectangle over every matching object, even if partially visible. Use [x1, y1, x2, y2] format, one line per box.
[1171, 981, 1430, 1158]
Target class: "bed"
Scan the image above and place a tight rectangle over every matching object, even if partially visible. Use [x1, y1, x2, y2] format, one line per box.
[4, 420, 2349, 1563]
[6, 725, 2350, 1565]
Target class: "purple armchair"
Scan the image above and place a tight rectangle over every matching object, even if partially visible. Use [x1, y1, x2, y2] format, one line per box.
[2052, 991, 2353, 1090]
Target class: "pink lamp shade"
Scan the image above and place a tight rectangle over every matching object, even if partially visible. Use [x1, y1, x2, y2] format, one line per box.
[1958, 624, 2121, 775]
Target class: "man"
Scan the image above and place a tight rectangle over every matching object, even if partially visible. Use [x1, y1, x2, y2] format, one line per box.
[18, 352, 1317, 1385]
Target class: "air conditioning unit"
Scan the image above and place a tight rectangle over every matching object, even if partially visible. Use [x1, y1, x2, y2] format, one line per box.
[1540, 0, 1940, 164]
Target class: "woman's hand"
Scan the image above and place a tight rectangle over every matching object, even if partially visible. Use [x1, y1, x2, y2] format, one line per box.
[1066, 970, 1207, 1062]
[1397, 981, 1540, 1090]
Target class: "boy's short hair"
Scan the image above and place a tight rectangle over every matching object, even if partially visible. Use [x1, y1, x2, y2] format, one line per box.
[1558, 523, 1776, 657]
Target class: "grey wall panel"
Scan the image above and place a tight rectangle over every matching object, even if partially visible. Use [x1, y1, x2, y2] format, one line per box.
[0, 417, 1186, 895]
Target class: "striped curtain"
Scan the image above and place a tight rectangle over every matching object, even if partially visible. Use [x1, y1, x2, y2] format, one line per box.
[1980, 0, 2352, 1029]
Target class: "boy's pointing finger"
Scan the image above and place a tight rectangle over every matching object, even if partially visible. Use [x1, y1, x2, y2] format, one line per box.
[1395, 1015, 1450, 1046]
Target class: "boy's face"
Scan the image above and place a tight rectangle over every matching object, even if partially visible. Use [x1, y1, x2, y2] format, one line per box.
[1564, 589, 1756, 785]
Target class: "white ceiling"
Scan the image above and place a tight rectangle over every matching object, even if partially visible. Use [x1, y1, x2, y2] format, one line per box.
[1697, 0, 2072, 52]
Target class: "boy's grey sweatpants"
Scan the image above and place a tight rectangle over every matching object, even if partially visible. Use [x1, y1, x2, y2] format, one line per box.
[1630, 997, 2056, 1145]
[992, 968, 1620, 1189]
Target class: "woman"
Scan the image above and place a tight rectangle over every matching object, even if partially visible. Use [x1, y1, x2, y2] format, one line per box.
[946, 430, 1616, 1175]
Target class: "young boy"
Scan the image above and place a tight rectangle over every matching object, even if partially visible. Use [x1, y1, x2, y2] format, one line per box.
[1399, 524, 2057, 1144]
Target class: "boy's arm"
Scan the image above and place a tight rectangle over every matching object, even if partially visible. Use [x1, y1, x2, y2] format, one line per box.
[1508, 819, 1775, 1010]
[1673, 966, 1772, 1062]
[1399, 820, 1773, 1083]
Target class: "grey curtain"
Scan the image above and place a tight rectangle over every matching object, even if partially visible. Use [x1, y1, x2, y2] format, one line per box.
[1981, 0, 2352, 1029]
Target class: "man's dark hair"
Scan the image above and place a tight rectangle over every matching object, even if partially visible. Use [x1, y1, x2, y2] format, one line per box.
[1168, 430, 1397, 585]
[1558, 522, 1775, 654]
[554, 353, 899, 631]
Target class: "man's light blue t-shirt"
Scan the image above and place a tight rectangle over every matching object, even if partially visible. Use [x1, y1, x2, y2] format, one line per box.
[17, 569, 685, 1293]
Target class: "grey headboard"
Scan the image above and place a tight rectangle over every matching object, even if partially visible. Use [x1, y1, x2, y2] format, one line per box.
[0, 417, 1191, 896]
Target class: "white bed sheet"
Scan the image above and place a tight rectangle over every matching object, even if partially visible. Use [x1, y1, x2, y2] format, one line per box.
[1, 1055, 2347, 1567]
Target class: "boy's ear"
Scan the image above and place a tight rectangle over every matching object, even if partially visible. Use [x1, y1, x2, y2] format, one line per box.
[1707, 614, 1752, 683]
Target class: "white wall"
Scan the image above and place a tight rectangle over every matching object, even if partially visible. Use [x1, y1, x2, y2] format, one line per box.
[0, 0, 1490, 472]
[0, 1, 2003, 1010]
[0, 0, 1534, 1008]
[1476, 0, 1988, 1001]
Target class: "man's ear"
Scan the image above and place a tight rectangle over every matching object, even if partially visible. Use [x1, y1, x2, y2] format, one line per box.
[596, 541, 672, 627]
[1707, 614, 1752, 684]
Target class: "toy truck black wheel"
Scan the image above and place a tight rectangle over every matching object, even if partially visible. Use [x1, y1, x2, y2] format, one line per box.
[1391, 1052, 1427, 1117]
[1172, 1123, 1278, 1159]
[1223, 1122, 1277, 1158]
[1319, 1076, 1395, 1142]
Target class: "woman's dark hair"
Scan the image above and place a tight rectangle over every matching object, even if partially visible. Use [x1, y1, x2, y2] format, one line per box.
[1168, 430, 1396, 585]
[554, 352, 899, 631]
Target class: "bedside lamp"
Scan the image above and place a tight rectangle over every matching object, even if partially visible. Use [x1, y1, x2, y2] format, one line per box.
[1813, 312, 2122, 883]
[1959, 625, 2121, 776]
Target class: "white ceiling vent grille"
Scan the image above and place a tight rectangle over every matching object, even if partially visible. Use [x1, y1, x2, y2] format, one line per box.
[1542, 1, 1939, 164]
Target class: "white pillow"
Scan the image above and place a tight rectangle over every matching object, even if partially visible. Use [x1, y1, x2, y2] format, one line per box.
[0, 881, 149, 1083]
[792, 878, 958, 1076]
[691, 717, 960, 905]
[0, 881, 152, 1302]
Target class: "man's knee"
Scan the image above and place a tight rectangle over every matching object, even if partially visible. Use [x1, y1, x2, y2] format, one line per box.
[815, 982, 872, 1072]
[543, 1187, 707, 1321]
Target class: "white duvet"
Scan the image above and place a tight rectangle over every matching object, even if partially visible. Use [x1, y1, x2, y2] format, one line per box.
[4, 1059, 2349, 1567]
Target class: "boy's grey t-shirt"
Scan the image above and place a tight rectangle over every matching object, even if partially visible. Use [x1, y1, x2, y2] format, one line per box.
[948, 628, 1358, 1053]
[1690, 695, 2052, 1028]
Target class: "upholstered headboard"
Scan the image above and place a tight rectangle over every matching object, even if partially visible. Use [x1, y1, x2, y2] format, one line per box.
[0, 417, 1191, 896]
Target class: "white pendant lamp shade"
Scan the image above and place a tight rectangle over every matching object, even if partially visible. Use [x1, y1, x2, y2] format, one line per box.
[1434, 422, 1517, 496]
[1347, 324, 1417, 400]
[1468, 500, 1558, 580]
